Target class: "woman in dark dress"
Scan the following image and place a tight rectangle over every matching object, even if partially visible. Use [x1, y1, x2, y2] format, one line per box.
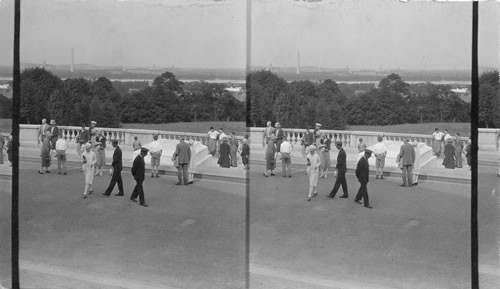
[217, 137, 231, 168]
[442, 138, 456, 169]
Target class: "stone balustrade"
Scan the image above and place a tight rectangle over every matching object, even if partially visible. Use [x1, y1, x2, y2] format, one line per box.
[20, 125, 245, 148]
[249, 127, 477, 150]
[19, 125, 499, 152]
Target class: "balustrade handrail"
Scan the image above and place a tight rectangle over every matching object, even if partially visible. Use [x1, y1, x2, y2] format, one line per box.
[20, 124, 245, 147]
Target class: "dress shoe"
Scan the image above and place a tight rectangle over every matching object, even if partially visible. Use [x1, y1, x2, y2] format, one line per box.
[156, 174, 160, 178]
[130, 198, 137, 202]
[64, 172, 67, 175]
[45, 170, 51, 173]
[83, 194, 87, 199]
[38, 170, 43, 174]
[307, 196, 311, 202]
[326, 195, 334, 199]
[340, 195, 348, 198]
[400, 184, 407, 187]
[151, 174, 155, 178]
[175, 182, 182, 185]
[140, 203, 149, 207]
[263, 173, 268, 177]
[102, 193, 109, 197]
[88, 190, 93, 195]
[312, 191, 318, 197]
[187, 181, 194, 185]
[354, 200, 362, 204]
[115, 192, 124, 196]
[365, 205, 373, 209]
[270, 173, 275, 176]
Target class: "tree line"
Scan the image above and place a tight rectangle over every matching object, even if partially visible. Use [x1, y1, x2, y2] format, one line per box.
[247, 70, 476, 129]
[18, 68, 245, 127]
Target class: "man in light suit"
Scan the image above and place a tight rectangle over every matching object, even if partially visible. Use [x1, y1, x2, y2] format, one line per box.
[327, 141, 348, 199]
[102, 140, 124, 197]
[37, 118, 49, 145]
[172, 138, 192, 185]
[398, 138, 416, 187]
[354, 149, 372, 209]
[130, 147, 148, 207]
[262, 121, 273, 150]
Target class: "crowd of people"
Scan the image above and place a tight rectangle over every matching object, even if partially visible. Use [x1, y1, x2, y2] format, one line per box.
[207, 127, 250, 170]
[34, 118, 204, 207]
[259, 121, 488, 208]
[431, 128, 471, 170]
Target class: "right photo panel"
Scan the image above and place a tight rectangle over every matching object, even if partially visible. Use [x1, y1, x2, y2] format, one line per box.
[248, 1, 497, 288]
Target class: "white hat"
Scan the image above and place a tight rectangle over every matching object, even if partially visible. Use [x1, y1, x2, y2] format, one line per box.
[315, 123, 322, 127]
[90, 121, 97, 125]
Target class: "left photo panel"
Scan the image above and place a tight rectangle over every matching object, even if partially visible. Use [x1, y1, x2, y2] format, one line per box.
[0, 0, 14, 287]
[15, 0, 247, 288]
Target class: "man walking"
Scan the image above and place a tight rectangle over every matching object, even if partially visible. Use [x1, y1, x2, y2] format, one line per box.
[172, 138, 191, 185]
[280, 136, 292, 177]
[55, 134, 67, 175]
[149, 133, 162, 177]
[130, 147, 149, 207]
[372, 135, 387, 179]
[327, 141, 348, 199]
[102, 140, 124, 197]
[354, 149, 373, 209]
[398, 138, 416, 187]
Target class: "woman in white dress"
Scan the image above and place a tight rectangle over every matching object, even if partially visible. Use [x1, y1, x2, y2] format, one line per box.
[81, 142, 97, 198]
[306, 145, 320, 201]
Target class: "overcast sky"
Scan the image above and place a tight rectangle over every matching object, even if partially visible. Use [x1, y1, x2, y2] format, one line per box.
[0, 0, 498, 70]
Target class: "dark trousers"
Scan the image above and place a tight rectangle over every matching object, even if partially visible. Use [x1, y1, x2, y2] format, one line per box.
[329, 171, 348, 197]
[177, 163, 189, 184]
[104, 168, 123, 195]
[131, 178, 145, 204]
[355, 182, 369, 207]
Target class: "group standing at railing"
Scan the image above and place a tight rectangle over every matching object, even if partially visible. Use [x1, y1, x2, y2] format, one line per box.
[431, 127, 471, 170]
[207, 126, 250, 170]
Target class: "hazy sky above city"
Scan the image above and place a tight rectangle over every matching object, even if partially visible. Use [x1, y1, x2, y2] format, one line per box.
[0, 0, 498, 70]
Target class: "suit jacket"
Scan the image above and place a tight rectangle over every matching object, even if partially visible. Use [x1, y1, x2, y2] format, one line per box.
[355, 156, 369, 184]
[273, 128, 284, 140]
[50, 126, 59, 139]
[131, 155, 145, 180]
[399, 143, 415, 166]
[336, 148, 347, 173]
[173, 141, 191, 165]
[112, 146, 122, 171]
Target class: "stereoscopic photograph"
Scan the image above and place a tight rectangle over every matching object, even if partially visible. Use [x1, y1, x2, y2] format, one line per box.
[247, 0, 499, 288]
[1, 0, 247, 288]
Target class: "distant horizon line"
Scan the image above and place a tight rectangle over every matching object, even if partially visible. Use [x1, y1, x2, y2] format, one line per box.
[0, 63, 492, 72]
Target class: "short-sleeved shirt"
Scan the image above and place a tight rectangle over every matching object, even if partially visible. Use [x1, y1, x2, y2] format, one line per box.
[55, 139, 67, 151]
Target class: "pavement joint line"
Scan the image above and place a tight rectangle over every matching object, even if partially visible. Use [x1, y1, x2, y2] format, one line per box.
[20, 260, 184, 289]
[250, 263, 400, 289]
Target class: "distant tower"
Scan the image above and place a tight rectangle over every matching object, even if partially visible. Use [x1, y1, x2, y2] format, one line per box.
[296, 51, 301, 75]
[70, 48, 74, 72]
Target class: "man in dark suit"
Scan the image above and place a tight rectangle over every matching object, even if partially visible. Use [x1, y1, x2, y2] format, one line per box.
[130, 147, 149, 207]
[327, 141, 348, 199]
[273, 122, 284, 154]
[172, 138, 191, 185]
[398, 138, 416, 187]
[49, 119, 59, 152]
[354, 149, 373, 209]
[102, 140, 124, 197]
